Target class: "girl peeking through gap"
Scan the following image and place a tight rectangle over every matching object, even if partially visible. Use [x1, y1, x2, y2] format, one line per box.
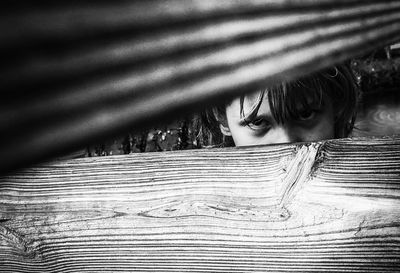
[198, 64, 359, 147]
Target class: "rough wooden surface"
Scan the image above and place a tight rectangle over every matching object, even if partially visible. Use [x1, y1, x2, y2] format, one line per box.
[1, 136, 399, 272]
[2, 0, 400, 173]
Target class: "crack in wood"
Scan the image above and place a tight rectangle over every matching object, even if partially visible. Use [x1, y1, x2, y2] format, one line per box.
[279, 143, 321, 207]
[0, 223, 41, 260]
[354, 216, 368, 237]
[0, 218, 10, 223]
[139, 200, 291, 222]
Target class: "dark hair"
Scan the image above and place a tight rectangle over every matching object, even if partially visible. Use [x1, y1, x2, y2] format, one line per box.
[197, 64, 359, 147]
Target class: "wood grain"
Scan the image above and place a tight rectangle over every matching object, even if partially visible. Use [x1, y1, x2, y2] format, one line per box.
[1, 136, 399, 272]
[2, 0, 400, 173]
[3, 2, 400, 86]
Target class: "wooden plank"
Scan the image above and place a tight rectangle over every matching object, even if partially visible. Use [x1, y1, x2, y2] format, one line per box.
[1, 0, 396, 46]
[3, 2, 400, 86]
[1, 136, 399, 272]
[2, 1, 400, 173]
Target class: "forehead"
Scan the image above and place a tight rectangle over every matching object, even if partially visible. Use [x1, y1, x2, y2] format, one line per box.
[226, 90, 270, 118]
[226, 87, 327, 122]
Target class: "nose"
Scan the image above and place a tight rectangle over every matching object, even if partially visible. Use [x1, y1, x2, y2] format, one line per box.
[269, 126, 302, 144]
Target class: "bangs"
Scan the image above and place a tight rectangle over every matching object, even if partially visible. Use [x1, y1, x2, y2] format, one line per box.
[202, 64, 357, 145]
[268, 78, 326, 124]
[239, 77, 327, 125]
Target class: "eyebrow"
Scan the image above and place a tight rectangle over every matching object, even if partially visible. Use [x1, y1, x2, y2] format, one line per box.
[238, 113, 272, 126]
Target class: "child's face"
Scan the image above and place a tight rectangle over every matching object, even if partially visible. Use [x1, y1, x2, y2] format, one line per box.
[220, 91, 335, 146]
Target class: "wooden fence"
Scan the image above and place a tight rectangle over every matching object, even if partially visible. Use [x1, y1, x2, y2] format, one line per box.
[2, 0, 400, 173]
[1, 1, 400, 271]
[1, 135, 399, 272]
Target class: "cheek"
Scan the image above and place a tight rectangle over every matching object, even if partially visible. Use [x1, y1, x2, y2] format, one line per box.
[227, 122, 266, 146]
[308, 111, 335, 140]
[314, 122, 334, 140]
[229, 126, 255, 146]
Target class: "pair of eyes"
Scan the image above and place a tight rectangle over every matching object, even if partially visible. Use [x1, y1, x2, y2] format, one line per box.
[247, 108, 319, 130]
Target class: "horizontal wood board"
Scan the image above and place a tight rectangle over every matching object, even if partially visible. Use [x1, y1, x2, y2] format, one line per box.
[2, 0, 400, 173]
[0, 136, 399, 272]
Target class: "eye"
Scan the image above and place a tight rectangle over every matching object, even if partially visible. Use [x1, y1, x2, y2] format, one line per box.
[252, 118, 265, 126]
[247, 117, 270, 130]
[298, 109, 317, 121]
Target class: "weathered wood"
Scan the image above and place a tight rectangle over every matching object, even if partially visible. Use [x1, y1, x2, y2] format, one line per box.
[3, 2, 400, 86]
[1, 136, 399, 272]
[1, 0, 397, 46]
[2, 0, 400, 173]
